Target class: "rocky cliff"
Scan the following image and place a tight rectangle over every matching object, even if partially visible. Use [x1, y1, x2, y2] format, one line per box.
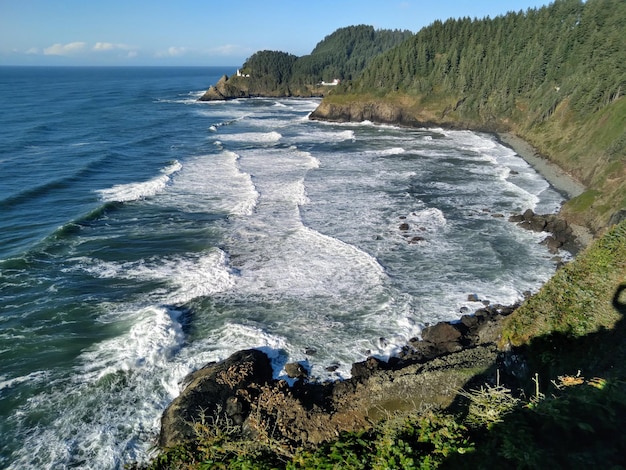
[198, 74, 328, 101]
[158, 295, 530, 451]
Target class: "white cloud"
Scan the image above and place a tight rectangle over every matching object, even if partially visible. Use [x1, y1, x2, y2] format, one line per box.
[209, 44, 246, 56]
[25, 47, 40, 55]
[43, 42, 87, 56]
[156, 46, 187, 57]
[93, 42, 133, 52]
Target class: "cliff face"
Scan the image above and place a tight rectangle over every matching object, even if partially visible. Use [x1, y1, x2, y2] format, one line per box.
[198, 74, 330, 101]
[198, 75, 260, 101]
[310, 100, 415, 126]
[309, 94, 508, 132]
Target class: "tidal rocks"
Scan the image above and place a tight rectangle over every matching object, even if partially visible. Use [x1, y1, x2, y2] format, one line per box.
[285, 362, 309, 379]
[399, 303, 518, 364]
[159, 303, 518, 451]
[509, 209, 579, 254]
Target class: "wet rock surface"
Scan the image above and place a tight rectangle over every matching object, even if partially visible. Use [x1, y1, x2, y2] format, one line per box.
[159, 303, 517, 450]
[509, 208, 581, 255]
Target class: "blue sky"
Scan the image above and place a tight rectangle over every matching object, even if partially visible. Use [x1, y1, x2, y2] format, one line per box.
[1, 0, 553, 66]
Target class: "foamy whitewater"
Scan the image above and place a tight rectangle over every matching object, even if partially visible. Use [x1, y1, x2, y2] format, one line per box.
[0, 67, 565, 468]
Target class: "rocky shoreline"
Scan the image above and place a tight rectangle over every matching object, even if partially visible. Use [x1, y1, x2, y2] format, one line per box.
[157, 98, 592, 452]
[309, 99, 595, 245]
[158, 208, 583, 450]
[159, 308, 507, 450]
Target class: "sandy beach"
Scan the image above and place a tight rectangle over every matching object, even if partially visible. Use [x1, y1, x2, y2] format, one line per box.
[497, 132, 586, 199]
[497, 132, 594, 247]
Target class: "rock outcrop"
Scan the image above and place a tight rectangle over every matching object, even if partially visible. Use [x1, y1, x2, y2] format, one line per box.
[308, 98, 503, 132]
[159, 349, 273, 447]
[198, 75, 251, 101]
[158, 303, 517, 450]
[198, 75, 328, 101]
[309, 100, 422, 127]
[509, 209, 580, 255]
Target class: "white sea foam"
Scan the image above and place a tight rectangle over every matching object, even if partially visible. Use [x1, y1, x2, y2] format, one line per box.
[289, 128, 356, 143]
[231, 223, 386, 299]
[156, 90, 205, 104]
[79, 306, 185, 379]
[96, 160, 182, 203]
[71, 249, 235, 306]
[379, 147, 406, 156]
[0, 370, 49, 392]
[3, 93, 570, 470]
[166, 151, 259, 216]
[404, 207, 447, 231]
[216, 130, 282, 143]
[8, 305, 189, 469]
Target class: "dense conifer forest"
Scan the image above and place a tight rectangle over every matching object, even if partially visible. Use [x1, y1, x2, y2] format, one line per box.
[354, 0, 624, 122]
[230, 25, 412, 95]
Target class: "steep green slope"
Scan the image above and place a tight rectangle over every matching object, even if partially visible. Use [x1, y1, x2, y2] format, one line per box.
[314, 0, 625, 232]
[291, 25, 413, 84]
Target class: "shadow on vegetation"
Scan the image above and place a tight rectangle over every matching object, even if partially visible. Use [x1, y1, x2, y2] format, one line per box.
[442, 283, 626, 469]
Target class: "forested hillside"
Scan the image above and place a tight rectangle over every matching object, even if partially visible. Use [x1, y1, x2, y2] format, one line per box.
[290, 25, 413, 84]
[199, 25, 412, 99]
[315, 0, 625, 232]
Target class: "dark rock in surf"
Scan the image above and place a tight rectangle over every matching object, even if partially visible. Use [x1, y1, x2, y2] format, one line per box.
[509, 209, 577, 254]
[158, 302, 521, 451]
[159, 349, 272, 448]
[285, 362, 309, 379]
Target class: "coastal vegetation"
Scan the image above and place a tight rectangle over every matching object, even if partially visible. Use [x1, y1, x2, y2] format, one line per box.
[139, 1, 626, 467]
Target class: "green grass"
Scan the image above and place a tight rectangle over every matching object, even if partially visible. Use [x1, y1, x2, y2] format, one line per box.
[501, 220, 626, 347]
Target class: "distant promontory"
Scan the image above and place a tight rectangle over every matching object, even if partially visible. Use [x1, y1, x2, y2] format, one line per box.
[199, 26, 412, 101]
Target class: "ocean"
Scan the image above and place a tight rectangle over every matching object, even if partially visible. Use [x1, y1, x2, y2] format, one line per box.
[0, 66, 565, 468]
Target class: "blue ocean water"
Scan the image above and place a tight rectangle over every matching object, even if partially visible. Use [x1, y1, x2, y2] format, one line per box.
[0, 66, 565, 468]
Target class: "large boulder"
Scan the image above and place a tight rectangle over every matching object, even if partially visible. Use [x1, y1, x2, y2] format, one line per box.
[285, 361, 309, 379]
[159, 349, 273, 447]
